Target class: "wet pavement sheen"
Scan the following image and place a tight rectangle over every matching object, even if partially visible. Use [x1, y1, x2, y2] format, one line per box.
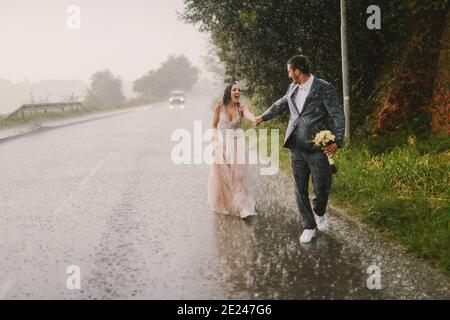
[0, 95, 449, 299]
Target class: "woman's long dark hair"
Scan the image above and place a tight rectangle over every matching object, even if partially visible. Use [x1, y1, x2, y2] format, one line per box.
[222, 81, 238, 107]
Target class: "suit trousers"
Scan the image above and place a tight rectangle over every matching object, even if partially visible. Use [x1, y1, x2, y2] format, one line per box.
[290, 147, 332, 230]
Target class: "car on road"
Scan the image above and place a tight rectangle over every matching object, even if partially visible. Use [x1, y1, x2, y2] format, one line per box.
[169, 90, 185, 104]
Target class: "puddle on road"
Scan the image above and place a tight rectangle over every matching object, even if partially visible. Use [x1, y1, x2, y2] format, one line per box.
[210, 200, 380, 299]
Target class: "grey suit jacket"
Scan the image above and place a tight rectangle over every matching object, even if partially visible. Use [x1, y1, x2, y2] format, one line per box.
[261, 76, 345, 151]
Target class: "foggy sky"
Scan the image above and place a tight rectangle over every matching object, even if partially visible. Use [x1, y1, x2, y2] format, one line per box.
[0, 0, 209, 83]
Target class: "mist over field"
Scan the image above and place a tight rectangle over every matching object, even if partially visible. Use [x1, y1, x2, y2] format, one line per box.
[0, 0, 210, 114]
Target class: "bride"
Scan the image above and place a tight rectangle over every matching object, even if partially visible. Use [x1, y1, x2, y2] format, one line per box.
[208, 81, 258, 219]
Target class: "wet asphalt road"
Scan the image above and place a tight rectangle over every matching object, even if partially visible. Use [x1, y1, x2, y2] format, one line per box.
[0, 94, 449, 300]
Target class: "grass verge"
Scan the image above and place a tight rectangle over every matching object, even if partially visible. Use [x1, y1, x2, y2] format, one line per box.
[332, 132, 449, 273]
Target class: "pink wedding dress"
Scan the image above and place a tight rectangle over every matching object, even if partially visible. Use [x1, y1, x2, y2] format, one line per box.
[207, 104, 257, 218]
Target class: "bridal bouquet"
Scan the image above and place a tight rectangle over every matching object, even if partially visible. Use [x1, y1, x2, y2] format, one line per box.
[313, 130, 338, 174]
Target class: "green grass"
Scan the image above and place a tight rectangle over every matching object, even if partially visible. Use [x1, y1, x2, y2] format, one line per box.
[0, 108, 92, 129]
[332, 132, 450, 273]
[0, 98, 159, 130]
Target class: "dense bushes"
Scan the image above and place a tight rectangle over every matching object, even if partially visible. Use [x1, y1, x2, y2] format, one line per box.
[182, 0, 449, 135]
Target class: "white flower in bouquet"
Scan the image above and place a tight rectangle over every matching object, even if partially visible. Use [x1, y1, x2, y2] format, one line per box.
[313, 130, 338, 174]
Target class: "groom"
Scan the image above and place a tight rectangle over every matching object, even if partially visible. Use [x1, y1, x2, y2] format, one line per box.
[255, 55, 345, 243]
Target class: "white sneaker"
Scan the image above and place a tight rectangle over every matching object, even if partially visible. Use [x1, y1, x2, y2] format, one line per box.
[317, 214, 329, 231]
[240, 209, 256, 219]
[299, 229, 316, 243]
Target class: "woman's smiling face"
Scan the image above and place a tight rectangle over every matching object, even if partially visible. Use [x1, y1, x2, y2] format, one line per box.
[230, 83, 241, 103]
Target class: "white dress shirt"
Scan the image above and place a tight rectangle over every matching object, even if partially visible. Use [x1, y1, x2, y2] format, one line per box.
[294, 74, 314, 115]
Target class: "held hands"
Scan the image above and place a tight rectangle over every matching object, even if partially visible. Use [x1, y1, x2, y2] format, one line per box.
[254, 116, 263, 126]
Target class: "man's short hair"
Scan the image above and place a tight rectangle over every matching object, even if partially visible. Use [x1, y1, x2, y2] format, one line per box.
[287, 55, 312, 75]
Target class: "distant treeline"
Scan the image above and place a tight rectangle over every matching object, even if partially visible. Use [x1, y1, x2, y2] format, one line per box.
[85, 54, 199, 108]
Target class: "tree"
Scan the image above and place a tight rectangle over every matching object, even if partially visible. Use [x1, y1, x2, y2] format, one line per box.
[201, 42, 226, 85]
[132, 70, 157, 100]
[182, 0, 343, 109]
[85, 70, 125, 108]
[133, 54, 199, 99]
[181, 0, 448, 135]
